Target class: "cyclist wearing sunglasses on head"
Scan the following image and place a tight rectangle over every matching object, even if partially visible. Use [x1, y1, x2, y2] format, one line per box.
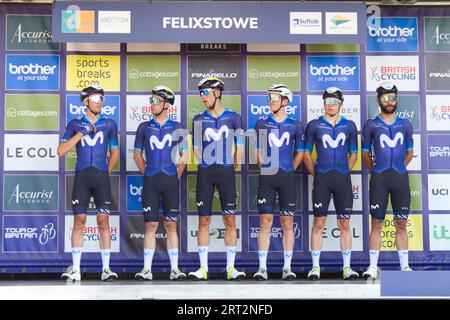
[303, 87, 359, 281]
[133, 85, 188, 281]
[362, 82, 414, 280]
[189, 77, 246, 281]
[58, 84, 119, 282]
[252, 84, 305, 281]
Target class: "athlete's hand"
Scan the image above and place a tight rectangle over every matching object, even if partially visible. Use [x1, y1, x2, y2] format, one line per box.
[78, 122, 95, 135]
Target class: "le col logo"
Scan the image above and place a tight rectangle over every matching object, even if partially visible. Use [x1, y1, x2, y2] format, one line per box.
[6, 146, 56, 158]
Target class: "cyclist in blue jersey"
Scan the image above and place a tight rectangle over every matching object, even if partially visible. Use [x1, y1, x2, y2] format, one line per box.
[252, 84, 304, 281]
[303, 87, 359, 281]
[362, 82, 414, 280]
[133, 86, 188, 281]
[58, 84, 119, 282]
[189, 77, 246, 281]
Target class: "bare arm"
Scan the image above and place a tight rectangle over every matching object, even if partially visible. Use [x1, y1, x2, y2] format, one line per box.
[108, 148, 119, 174]
[234, 145, 244, 170]
[177, 151, 188, 178]
[348, 153, 358, 171]
[57, 132, 84, 157]
[293, 151, 304, 171]
[133, 150, 146, 175]
[303, 152, 315, 176]
[362, 152, 373, 171]
[404, 150, 414, 167]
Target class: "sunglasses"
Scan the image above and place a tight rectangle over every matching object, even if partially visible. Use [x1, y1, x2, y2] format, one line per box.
[199, 88, 213, 96]
[324, 98, 341, 106]
[149, 96, 163, 105]
[379, 94, 397, 104]
[267, 94, 282, 103]
[87, 95, 104, 104]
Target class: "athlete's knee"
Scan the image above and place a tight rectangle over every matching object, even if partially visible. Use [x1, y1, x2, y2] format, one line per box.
[97, 219, 110, 233]
[312, 217, 327, 231]
[259, 215, 273, 230]
[337, 219, 350, 232]
[199, 216, 212, 228]
[394, 219, 408, 231]
[145, 222, 159, 233]
[163, 221, 177, 233]
[371, 219, 384, 232]
[222, 215, 236, 229]
[73, 216, 86, 231]
[280, 217, 294, 232]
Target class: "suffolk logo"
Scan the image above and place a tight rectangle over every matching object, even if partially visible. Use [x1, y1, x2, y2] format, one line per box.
[149, 134, 172, 150]
[81, 132, 104, 147]
[204, 125, 229, 142]
[322, 133, 346, 149]
[268, 132, 290, 148]
[380, 132, 404, 148]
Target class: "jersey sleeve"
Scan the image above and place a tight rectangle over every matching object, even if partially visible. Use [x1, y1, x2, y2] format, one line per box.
[108, 120, 119, 150]
[405, 119, 414, 152]
[361, 120, 374, 153]
[134, 122, 146, 152]
[61, 119, 77, 142]
[304, 120, 316, 153]
[233, 112, 244, 146]
[294, 121, 305, 152]
[348, 120, 358, 154]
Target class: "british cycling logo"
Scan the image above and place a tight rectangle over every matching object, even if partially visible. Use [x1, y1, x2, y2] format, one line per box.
[204, 125, 230, 142]
[322, 133, 346, 148]
[149, 134, 173, 150]
[81, 131, 104, 147]
[380, 132, 404, 148]
[268, 132, 290, 147]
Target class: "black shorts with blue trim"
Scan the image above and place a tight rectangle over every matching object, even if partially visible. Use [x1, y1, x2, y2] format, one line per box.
[257, 170, 296, 216]
[369, 169, 410, 220]
[312, 170, 353, 219]
[142, 173, 179, 222]
[72, 167, 112, 215]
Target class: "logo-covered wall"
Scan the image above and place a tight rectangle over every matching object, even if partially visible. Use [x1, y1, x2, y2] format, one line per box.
[0, 4, 449, 272]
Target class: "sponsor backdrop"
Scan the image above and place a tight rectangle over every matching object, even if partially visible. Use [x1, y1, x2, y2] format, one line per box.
[0, 4, 449, 273]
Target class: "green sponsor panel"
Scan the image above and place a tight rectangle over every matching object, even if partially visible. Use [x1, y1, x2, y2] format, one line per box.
[247, 56, 300, 91]
[127, 55, 180, 91]
[6, 15, 59, 51]
[247, 174, 302, 212]
[65, 138, 120, 172]
[187, 95, 241, 131]
[306, 43, 359, 52]
[5, 94, 59, 131]
[187, 175, 241, 212]
[425, 17, 450, 52]
[387, 174, 422, 211]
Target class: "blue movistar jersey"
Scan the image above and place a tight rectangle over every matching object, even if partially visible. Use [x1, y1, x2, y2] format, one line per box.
[134, 118, 187, 177]
[255, 115, 305, 173]
[304, 116, 358, 174]
[192, 108, 244, 168]
[62, 115, 118, 172]
[362, 115, 413, 174]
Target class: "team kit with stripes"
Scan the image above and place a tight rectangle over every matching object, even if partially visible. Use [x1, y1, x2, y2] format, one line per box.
[57, 77, 413, 282]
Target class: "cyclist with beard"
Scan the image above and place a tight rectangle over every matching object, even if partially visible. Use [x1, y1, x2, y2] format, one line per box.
[362, 82, 414, 280]
[189, 77, 246, 281]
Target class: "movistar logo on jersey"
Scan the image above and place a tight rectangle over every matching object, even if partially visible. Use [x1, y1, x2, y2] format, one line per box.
[204, 125, 229, 142]
[81, 132, 104, 147]
[380, 132, 404, 148]
[268, 132, 290, 148]
[322, 133, 346, 149]
[149, 134, 173, 150]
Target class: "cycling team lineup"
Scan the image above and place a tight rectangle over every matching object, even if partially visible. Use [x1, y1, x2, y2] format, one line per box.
[57, 76, 413, 282]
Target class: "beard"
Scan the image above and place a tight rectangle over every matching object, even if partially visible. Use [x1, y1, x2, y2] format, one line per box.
[380, 103, 397, 114]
